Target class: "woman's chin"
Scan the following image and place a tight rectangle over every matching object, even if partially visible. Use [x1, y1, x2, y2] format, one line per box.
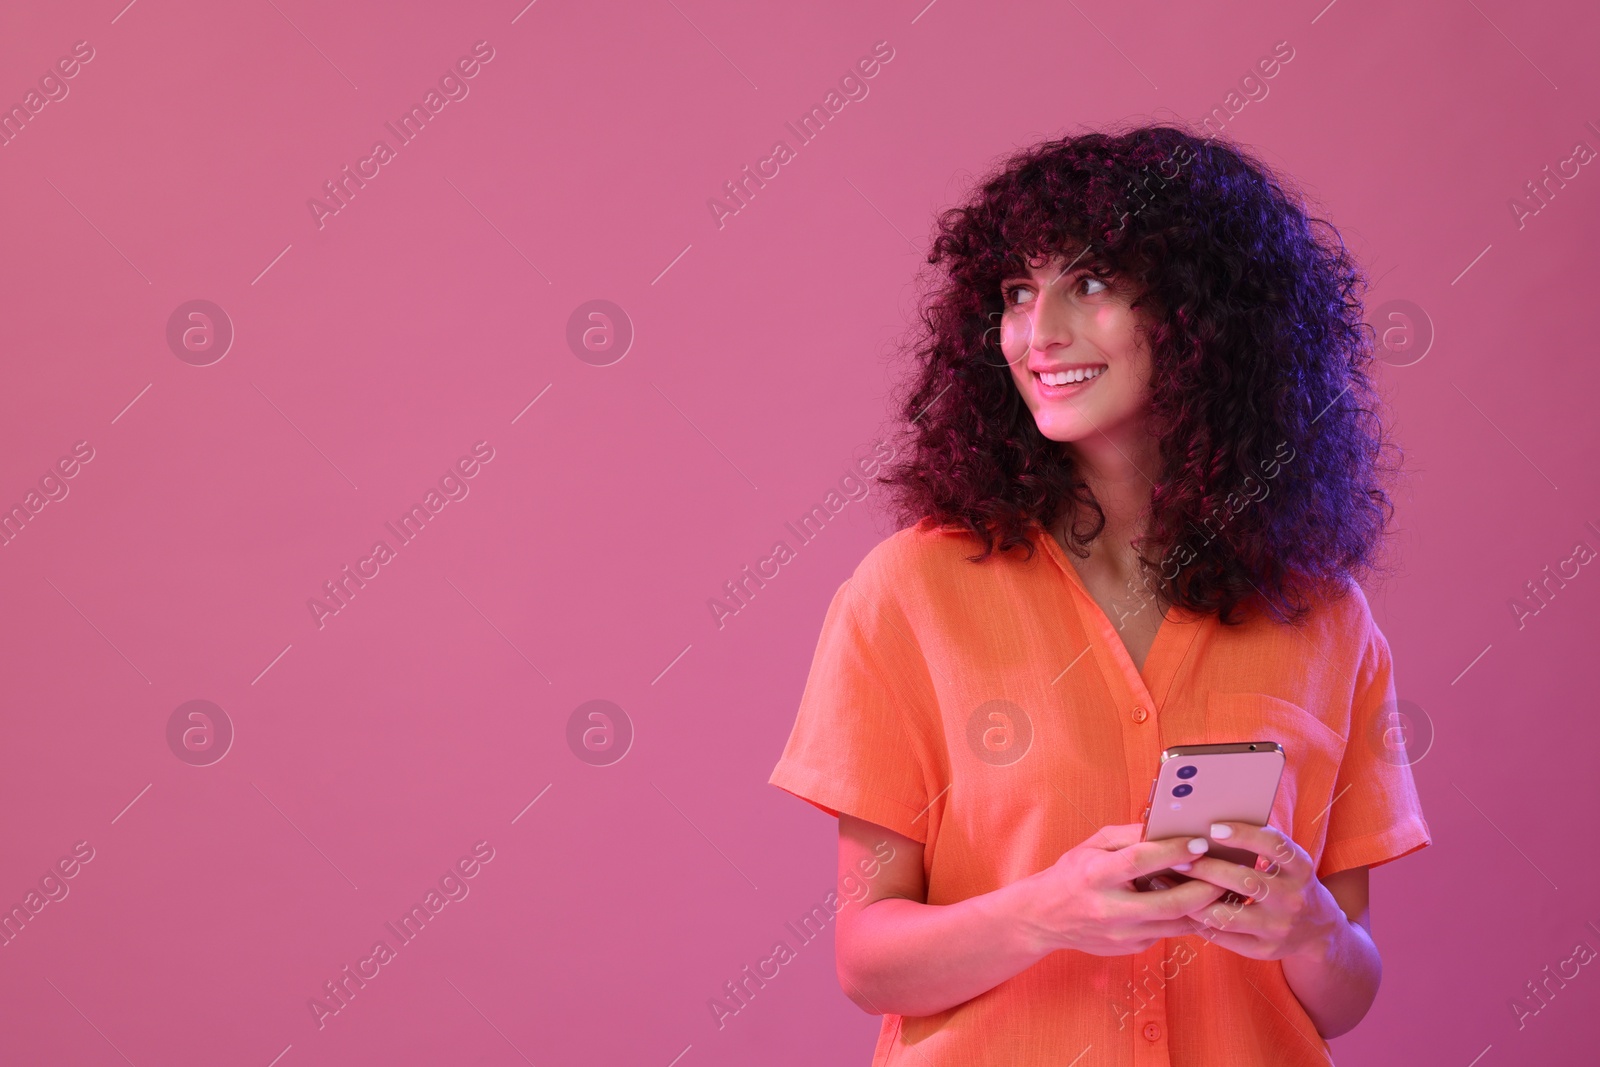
[1032, 415, 1094, 444]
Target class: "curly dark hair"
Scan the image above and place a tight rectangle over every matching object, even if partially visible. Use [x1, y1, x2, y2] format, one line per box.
[876, 120, 1401, 626]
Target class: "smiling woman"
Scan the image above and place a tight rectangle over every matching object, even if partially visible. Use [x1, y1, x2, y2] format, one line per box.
[768, 122, 1429, 1067]
[997, 254, 1153, 448]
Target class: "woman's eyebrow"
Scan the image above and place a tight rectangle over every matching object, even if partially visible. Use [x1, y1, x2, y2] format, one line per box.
[1050, 247, 1098, 272]
[1009, 260, 1102, 287]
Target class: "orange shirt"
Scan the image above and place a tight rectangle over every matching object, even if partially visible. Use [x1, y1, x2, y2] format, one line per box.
[769, 517, 1431, 1066]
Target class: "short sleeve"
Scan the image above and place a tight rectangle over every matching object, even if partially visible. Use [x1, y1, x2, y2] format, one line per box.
[1316, 620, 1432, 879]
[768, 573, 938, 844]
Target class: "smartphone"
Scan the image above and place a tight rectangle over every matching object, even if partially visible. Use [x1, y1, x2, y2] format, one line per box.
[1134, 742, 1285, 892]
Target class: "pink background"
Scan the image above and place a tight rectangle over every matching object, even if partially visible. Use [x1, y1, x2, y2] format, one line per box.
[1, 0, 1596, 1063]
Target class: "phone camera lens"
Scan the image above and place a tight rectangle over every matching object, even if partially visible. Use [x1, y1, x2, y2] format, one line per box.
[1176, 765, 1197, 779]
[1172, 783, 1193, 797]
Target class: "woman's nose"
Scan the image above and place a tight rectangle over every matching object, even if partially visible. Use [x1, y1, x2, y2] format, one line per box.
[1028, 289, 1075, 350]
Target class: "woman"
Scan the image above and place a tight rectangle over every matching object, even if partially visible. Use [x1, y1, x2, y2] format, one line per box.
[768, 123, 1430, 1065]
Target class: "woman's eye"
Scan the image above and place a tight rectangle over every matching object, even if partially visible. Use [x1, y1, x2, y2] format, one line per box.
[1004, 274, 1108, 306]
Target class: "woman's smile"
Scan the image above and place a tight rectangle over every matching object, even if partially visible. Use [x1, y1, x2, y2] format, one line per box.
[1031, 364, 1107, 400]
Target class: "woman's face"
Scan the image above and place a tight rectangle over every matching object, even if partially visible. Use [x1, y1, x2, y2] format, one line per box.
[996, 252, 1155, 446]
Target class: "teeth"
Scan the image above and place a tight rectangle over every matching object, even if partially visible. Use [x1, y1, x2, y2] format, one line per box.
[1039, 366, 1105, 386]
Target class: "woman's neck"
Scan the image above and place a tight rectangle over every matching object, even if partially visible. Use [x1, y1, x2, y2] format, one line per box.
[1058, 430, 1162, 558]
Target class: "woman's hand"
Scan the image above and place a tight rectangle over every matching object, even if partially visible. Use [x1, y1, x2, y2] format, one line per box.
[1015, 822, 1230, 957]
[1177, 821, 1345, 962]
[833, 816, 1234, 1019]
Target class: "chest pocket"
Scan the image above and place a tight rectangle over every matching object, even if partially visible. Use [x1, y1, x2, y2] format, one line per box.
[1205, 691, 1348, 865]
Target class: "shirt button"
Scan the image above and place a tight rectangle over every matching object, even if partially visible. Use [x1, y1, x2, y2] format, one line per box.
[1131, 705, 1149, 724]
[1142, 1021, 1162, 1042]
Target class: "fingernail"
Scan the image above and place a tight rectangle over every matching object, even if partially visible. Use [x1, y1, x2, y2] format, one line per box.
[1210, 823, 1233, 840]
[1187, 837, 1209, 854]
[1172, 862, 1193, 872]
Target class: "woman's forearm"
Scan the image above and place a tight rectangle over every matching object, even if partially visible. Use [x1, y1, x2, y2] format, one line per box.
[838, 876, 1051, 1017]
[1280, 914, 1382, 1038]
